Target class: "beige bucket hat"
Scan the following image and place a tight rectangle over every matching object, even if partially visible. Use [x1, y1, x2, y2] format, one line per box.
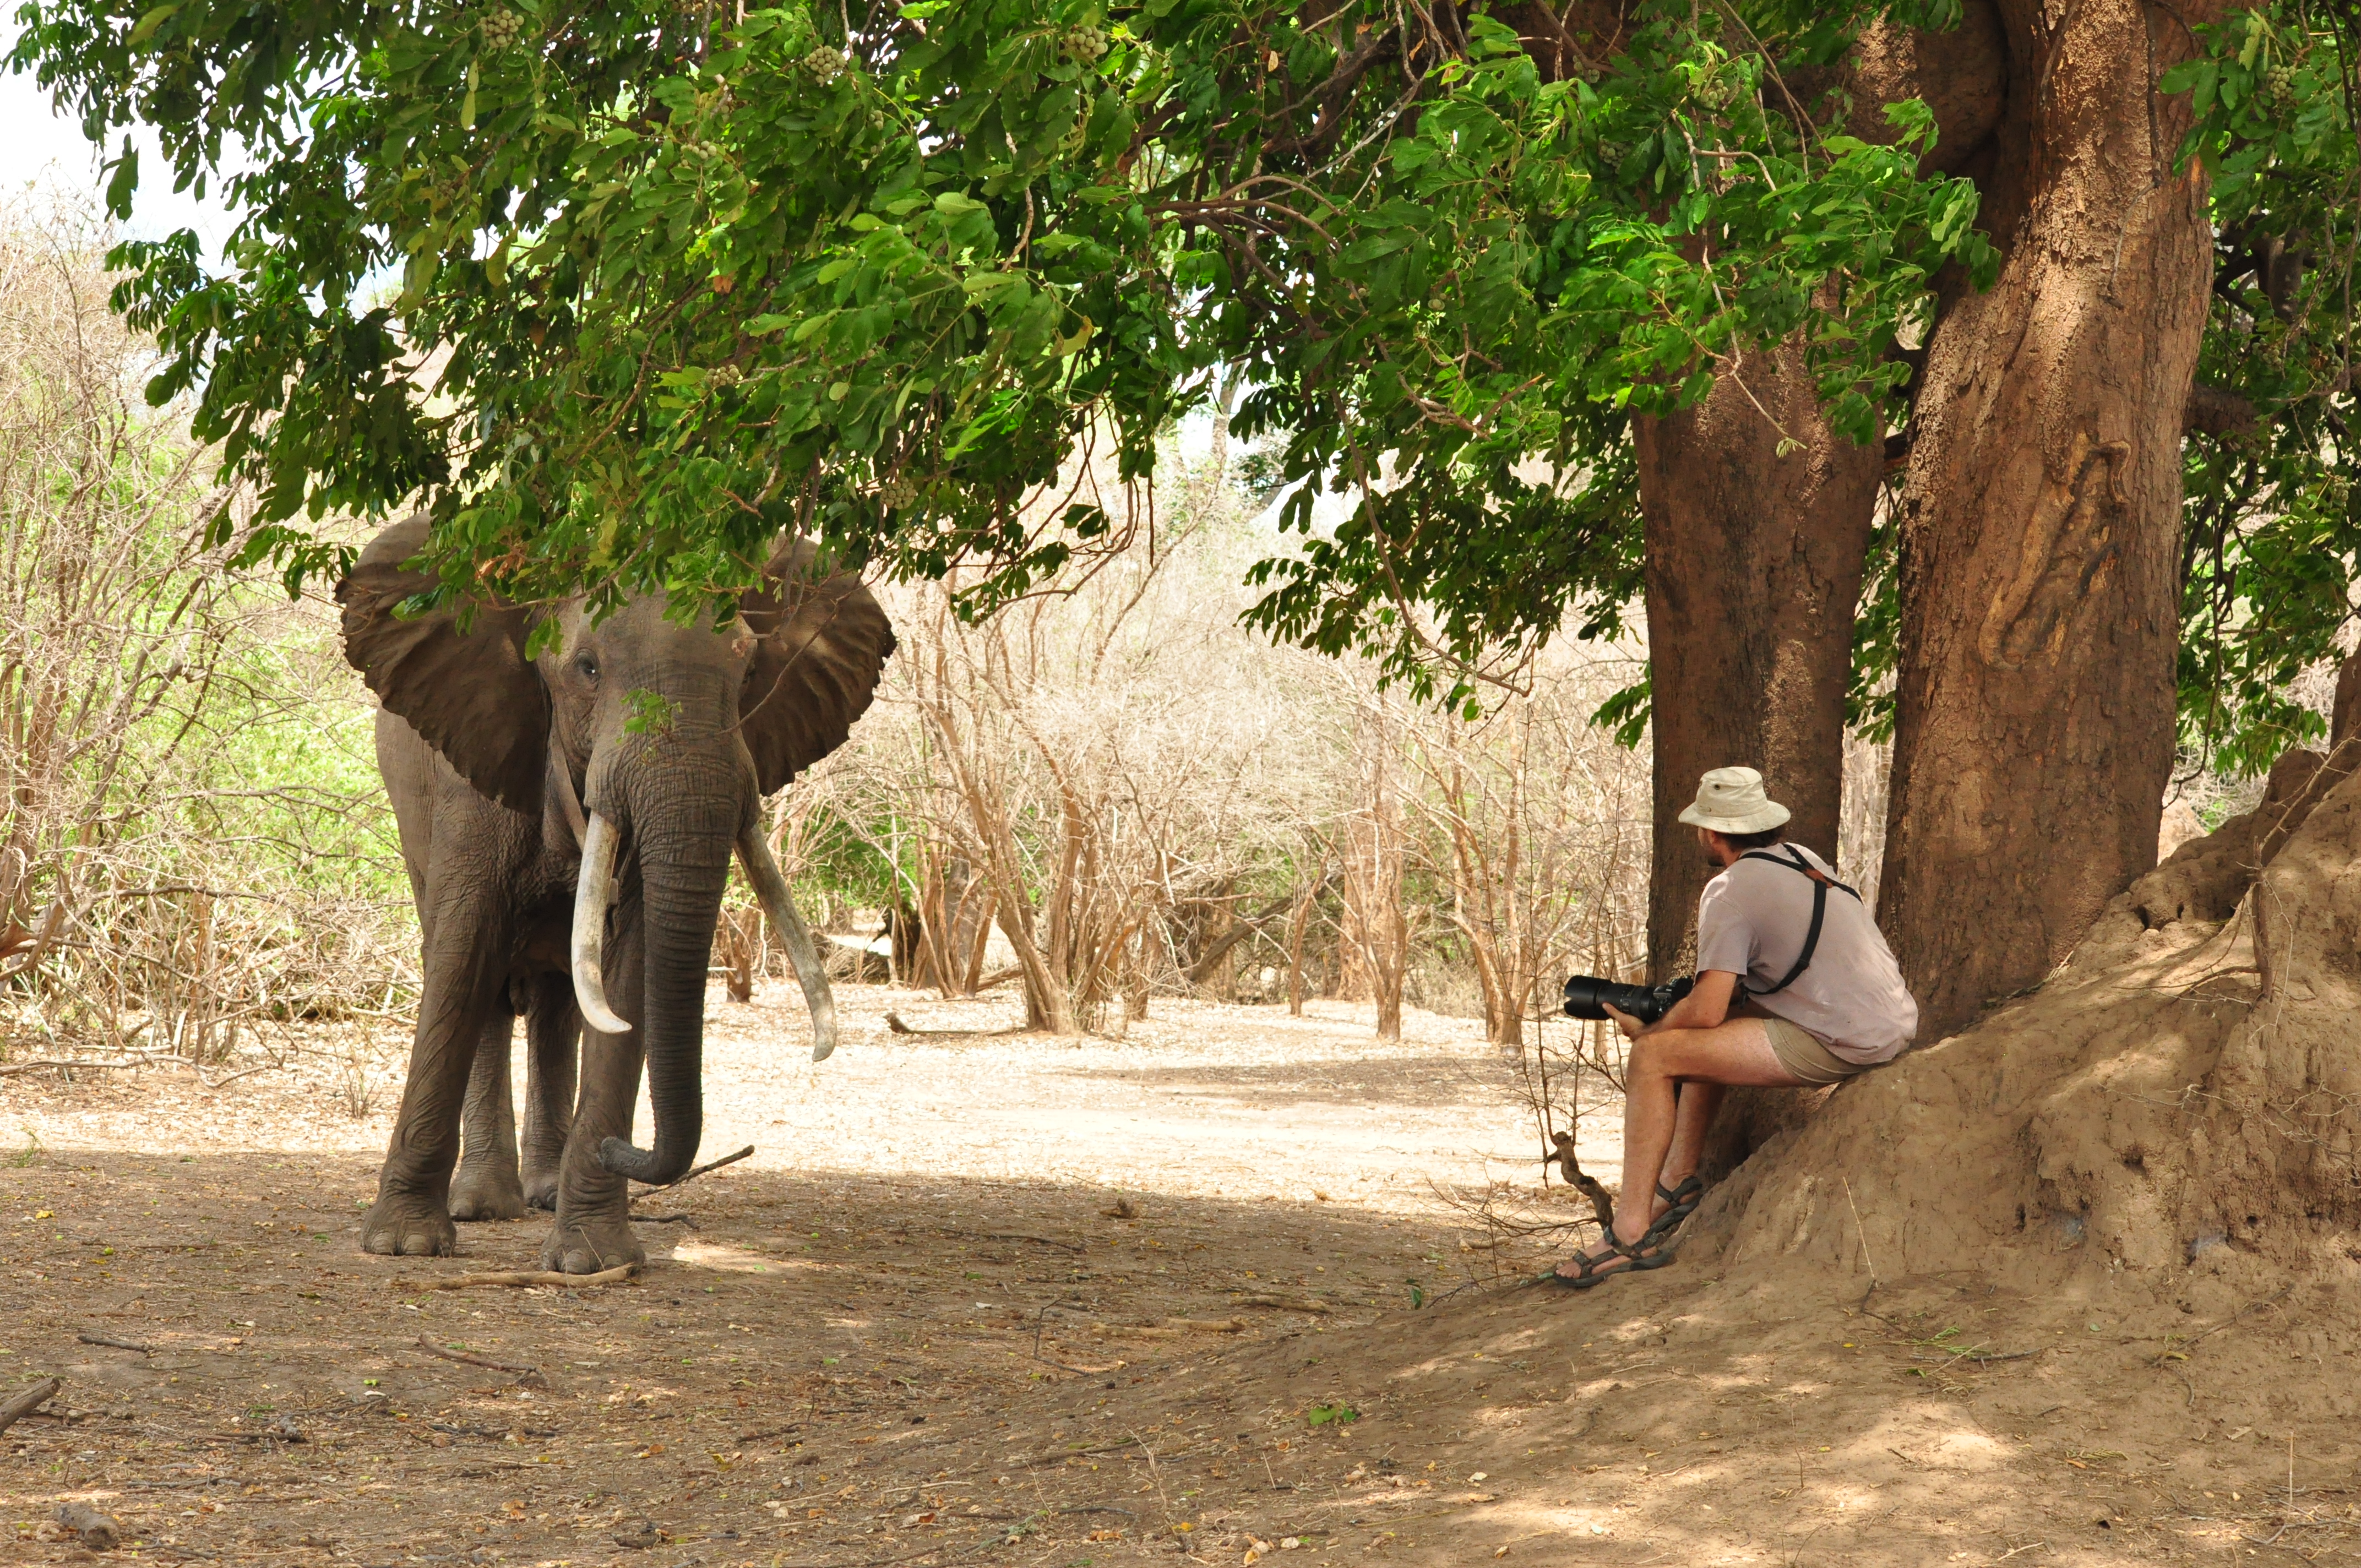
[1677, 766, 1792, 835]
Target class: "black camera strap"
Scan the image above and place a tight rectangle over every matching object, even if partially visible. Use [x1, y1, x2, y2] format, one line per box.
[1737, 847, 1861, 997]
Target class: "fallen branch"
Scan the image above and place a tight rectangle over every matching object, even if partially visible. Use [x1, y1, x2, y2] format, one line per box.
[629, 1212, 698, 1226]
[884, 1012, 1030, 1038]
[416, 1334, 545, 1385]
[939, 1228, 1084, 1253]
[0, 1378, 62, 1436]
[1236, 1293, 1332, 1314]
[2156, 1282, 2297, 1366]
[636, 1145, 753, 1190]
[0, 1058, 151, 1076]
[735, 1425, 801, 1445]
[1013, 1435, 1144, 1468]
[396, 1262, 640, 1291]
[199, 1061, 276, 1091]
[77, 1333, 157, 1354]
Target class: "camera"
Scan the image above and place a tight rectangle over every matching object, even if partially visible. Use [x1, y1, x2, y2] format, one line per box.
[1562, 972, 1694, 1025]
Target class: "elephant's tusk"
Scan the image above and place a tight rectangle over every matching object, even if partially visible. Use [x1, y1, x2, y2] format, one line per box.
[571, 812, 633, 1036]
[737, 826, 839, 1063]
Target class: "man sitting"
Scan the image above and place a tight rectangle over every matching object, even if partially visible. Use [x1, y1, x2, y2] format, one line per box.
[1547, 766, 1918, 1288]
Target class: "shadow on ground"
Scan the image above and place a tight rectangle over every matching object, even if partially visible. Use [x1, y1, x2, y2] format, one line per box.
[5, 1152, 2348, 1566]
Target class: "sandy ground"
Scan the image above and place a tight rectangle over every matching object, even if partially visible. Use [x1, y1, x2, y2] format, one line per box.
[3, 981, 2354, 1566]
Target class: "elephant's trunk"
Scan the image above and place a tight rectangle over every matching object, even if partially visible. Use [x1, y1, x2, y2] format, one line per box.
[595, 765, 741, 1185]
[736, 826, 840, 1063]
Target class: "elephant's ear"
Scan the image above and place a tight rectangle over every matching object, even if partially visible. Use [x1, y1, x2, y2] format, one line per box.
[737, 539, 895, 794]
[336, 514, 551, 813]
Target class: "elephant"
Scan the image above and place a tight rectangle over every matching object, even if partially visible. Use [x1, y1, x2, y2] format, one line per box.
[336, 515, 895, 1271]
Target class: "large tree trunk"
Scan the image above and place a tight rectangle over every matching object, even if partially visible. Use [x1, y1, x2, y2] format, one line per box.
[1636, 343, 1885, 979]
[1876, 0, 2215, 1039]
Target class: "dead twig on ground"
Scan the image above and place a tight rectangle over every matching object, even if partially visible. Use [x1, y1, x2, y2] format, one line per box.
[395, 1262, 640, 1291]
[77, 1332, 156, 1353]
[885, 1012, 1029, 1038]
[0, 1378, 62, 1435]
[938, 1228, 1084, 1253]
[415, 1334, 546, 1385]
[1235, 1293, 1332, 1313]
[2157, 1283, 2297, 1365]
[0, 1058, 154, 1076]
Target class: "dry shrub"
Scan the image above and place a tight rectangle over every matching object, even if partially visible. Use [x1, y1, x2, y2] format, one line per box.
[815, 483, 1328, 1035]
[787, 454, 1656, 1052]
[0, 208, 411, 1072]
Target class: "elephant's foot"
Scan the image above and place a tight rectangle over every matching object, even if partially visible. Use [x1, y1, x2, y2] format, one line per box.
[519, 1151, 564, 1212]
[360, 1194, 458, 1257]
[449, 1161, 529, 1222]
[540, 1214, 645, 1275]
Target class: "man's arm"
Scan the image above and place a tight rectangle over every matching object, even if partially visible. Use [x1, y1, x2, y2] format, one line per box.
[1604, 970, 1742, 1039]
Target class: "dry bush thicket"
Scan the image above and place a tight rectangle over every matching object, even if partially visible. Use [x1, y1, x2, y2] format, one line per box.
[0, 212, 410, 1091]
[780, 455, 1656, 1066]
[806, 478, 1340, 1035]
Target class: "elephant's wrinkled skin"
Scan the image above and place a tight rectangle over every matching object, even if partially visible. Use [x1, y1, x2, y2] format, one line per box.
[338, 517, 894, 1271]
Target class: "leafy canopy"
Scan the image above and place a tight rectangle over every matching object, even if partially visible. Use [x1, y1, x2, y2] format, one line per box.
[14, 0, 1987, 691]
[2164, 0, 2361, 775]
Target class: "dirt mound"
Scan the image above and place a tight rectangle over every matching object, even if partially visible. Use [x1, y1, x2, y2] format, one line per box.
[1128, 753, 2361, 1562]
[1687, 739, 2361, 1295]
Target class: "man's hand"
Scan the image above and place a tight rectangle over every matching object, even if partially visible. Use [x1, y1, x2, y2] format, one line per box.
[1617, 971, 1744, 1039]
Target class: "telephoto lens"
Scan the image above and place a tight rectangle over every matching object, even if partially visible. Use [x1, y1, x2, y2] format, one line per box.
[1562, 973, 1695, 1025]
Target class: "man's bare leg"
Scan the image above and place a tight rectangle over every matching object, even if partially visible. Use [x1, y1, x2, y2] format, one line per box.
[1655, 1081, 1725, 1210]
[1551, 1019, 1800, 1282]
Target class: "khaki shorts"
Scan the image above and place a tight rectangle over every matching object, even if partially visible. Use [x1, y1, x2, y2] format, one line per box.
[1761, 1016, 1867, 1087]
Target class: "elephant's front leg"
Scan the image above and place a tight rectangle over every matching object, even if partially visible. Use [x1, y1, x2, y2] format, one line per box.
[519, 973, 580, 1211]
[450, 1008, 527, 1221]
[543, 914, 647, 1273]
[363, 898, 510, 1257]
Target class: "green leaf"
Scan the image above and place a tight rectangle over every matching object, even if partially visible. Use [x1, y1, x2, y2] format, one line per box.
[103, 141, 138, 221]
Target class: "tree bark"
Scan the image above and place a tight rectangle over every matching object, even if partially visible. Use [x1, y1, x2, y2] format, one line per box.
[1636, 343, 1885, 978]
[1878, 0, 2216, 1038]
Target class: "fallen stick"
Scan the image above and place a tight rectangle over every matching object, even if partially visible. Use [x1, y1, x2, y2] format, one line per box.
[939, 1228, 1084, 1253]
[734, 1425, 801, 1445]
[396, 1262, 639, 1291]
[120, 1476, 233, 1490]
[1123, 1317, 1243, 1336]
[1236, 1294, 1332, 1314]
[636, 1145, 753, 1190]
[78, 1333, 157, 1354]
[0, 1378, 62, 1435]
[884, 1012, 1030, 1038]
[0, 1058, 150, 1076]
[416, 1335, 543, 1381]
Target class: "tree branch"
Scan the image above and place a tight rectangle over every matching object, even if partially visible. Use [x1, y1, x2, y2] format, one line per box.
[2184, 383, 2261, 438]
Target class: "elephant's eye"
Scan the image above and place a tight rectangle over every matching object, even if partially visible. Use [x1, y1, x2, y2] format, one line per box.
[574, 652, 599, 683]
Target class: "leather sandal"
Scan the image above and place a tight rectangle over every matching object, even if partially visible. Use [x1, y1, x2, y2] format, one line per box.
[1650, 1174, 1704, 1235]
[1537, 1231, 1675, 1290]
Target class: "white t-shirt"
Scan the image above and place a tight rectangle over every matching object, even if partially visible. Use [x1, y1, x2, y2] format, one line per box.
[1695, 843, 1918, 1064]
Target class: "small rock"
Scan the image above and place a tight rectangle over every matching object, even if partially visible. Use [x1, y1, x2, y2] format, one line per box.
[612, 1521, 661, 1550]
